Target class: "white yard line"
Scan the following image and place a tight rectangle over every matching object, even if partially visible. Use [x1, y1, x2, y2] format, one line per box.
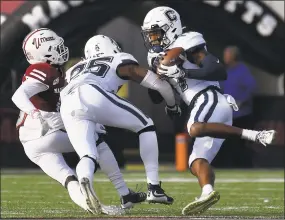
[103, 177, 284, 183]
[24, 177, 283, 184]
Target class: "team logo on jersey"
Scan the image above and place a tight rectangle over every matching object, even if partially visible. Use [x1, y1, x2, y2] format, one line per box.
[53, 77, 59, 85]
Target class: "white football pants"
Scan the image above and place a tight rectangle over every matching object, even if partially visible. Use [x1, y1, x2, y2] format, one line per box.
[187, 90, 233, 166]
[60, 84, 160, 185]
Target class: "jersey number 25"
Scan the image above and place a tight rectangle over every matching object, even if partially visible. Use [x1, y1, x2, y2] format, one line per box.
[70, 56, 114, 80]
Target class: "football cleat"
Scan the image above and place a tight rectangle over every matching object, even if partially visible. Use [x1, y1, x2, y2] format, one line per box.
[256, 130, 276, 146]
[121, 188, 147, 209]
[182, 191, 220, 215]
[80, 177, 102, 214]
[146, 182, 174, 205]
[101, 204, 125, 215]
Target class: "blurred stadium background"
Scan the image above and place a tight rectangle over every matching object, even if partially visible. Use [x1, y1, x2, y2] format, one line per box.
[0, 1, 284, 219]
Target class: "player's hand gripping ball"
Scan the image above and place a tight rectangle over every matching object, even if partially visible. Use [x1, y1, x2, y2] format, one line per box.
[157, 47, 186, 79]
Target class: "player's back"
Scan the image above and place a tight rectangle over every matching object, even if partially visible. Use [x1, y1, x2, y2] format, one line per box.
[62, 52, 138, 97]
[17, 62, 65, 141]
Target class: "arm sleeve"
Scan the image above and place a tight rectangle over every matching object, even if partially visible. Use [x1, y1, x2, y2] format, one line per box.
[183, 53, 227, 81]
[140, 70, 176, 107]
[12, 79, 49, 114]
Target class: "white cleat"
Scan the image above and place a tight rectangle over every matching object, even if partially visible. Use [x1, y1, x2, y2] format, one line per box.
[256, 130, 276, 146]
[80, 177, 102, 214]
[182, 191, 220, 215]
[101, 204, 126, 215]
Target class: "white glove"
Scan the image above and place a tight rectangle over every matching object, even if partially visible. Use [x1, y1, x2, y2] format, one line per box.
[223, 94, 239, 111]
[30, 109, 41, 119]
[95, 123, 107, 134]
[147, 51, 166, 68]
[29, 109, 50, 136]
[157, 64, 185, 79]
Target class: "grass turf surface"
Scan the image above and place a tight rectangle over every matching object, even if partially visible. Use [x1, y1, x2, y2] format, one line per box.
[0, 169, 284, 219]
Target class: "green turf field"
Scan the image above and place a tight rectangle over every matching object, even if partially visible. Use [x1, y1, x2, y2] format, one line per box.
[1, 169, 284, 219]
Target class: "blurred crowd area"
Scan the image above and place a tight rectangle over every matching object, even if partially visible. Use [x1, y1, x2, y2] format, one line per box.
[0, 0, 284, 168]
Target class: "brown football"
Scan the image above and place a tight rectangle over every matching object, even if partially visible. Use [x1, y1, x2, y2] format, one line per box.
[159, 47, 185, 67]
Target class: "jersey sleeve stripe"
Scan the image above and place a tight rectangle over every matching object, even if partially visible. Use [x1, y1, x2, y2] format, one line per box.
[33, 69, 47, 77]
[30, 72, 45, 81]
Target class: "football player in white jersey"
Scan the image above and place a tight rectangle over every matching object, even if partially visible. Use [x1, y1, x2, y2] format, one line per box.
[141, 6, 276, 215]
[60, 34, 181, 205]
[12, 28, 146, 215]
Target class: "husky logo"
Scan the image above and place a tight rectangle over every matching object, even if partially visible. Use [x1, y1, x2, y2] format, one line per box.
[32, 38, 41, 49]
[95, 44, 100, 51]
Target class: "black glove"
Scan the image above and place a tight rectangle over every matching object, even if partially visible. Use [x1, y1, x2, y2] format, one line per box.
[165, 105, 182, 119]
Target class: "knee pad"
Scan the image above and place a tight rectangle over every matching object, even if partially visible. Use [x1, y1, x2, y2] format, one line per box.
[137, 125, 156, 135]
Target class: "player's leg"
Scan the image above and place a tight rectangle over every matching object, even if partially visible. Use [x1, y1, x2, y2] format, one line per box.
[182, 91, 230, 215]
[97, 139, 146, 208]
[60, 89, 102, 214]
[22, 132, 88, 211]
[73, 84, 173, 204]
[187, 92, 275, 146]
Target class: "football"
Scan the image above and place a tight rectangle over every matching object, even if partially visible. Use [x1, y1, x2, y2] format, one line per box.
[159, 47, 185, 67]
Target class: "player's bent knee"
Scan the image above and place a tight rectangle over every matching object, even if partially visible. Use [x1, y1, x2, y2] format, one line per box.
[137, 125, 156, 135]
[80, 155, 99, 173]
[81, 154, 97, 163]
[189, 122, 205, 137]
[189, 157, 208, 169]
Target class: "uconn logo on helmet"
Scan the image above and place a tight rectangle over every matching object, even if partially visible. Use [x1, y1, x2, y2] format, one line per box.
[164, 10, 177, 22]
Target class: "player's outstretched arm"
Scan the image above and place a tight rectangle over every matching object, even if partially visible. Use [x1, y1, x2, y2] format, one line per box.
[117, 64, 176, 107]
[183, 47, 227, 81]
[12, 79, 48, 115]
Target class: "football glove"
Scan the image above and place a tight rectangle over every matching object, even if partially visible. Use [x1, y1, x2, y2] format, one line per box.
[95, 123, 107, 134]
[165, 104, 182, 119]
[30, 109, 50, 136]
[157, 64, 185, 79]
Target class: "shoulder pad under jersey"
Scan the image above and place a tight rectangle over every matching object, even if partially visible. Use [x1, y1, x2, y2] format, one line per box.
[114, 52, 138, 67]
[24, 63, 60, 86]
[169, 32, 206, 51]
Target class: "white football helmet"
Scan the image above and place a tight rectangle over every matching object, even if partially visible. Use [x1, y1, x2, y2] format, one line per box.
[142, 6, 183, 52]
[22, 28, 69, 65]
[84, 35, 122, 59]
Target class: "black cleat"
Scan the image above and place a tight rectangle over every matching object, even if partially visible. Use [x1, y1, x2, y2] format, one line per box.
[121, 188, 147, 209]
[147, 181, 174, 205]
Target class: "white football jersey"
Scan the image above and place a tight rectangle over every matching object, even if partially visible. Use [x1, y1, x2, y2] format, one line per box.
[148, 31, 220, 105]
[61, 52, 138, 97]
